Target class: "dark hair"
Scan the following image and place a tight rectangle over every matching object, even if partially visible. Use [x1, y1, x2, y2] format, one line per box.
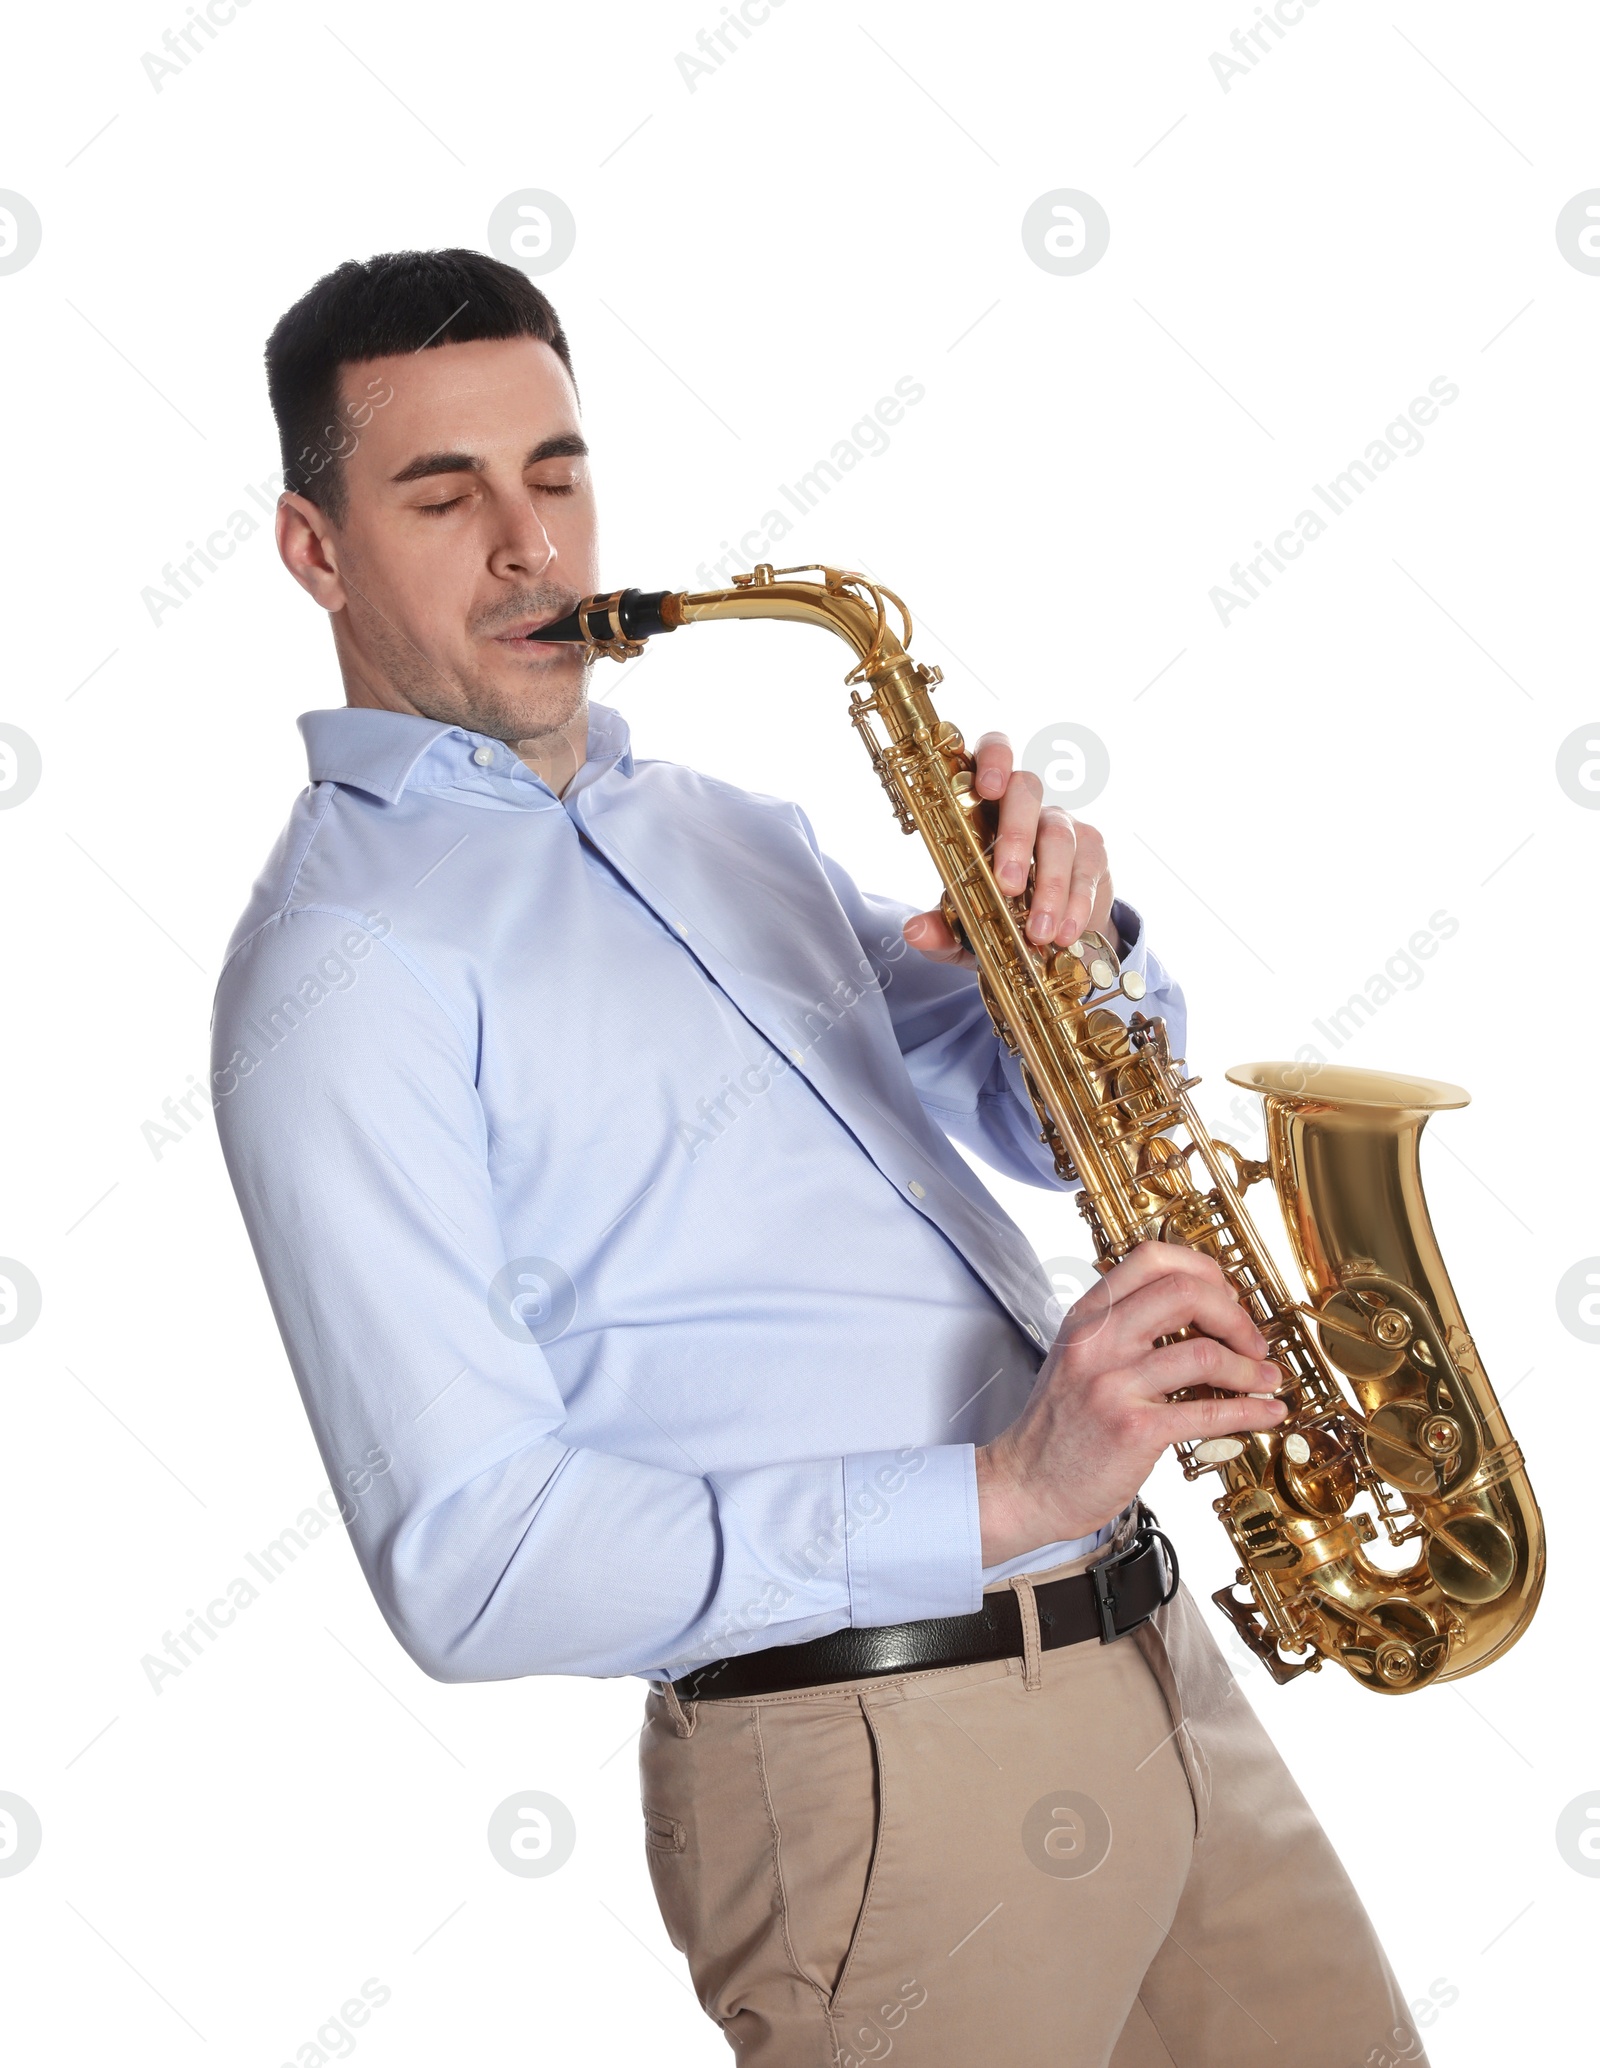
[264, 248, 576, 524]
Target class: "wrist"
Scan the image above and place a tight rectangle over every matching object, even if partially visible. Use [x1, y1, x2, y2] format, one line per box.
[975, 1438, 1121, 1565]
[976, 1439, 1052, 1567]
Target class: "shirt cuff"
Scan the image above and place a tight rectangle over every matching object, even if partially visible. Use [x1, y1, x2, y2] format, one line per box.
[843, 1443, 982, 1627]
[1108, 895, 1146, 975]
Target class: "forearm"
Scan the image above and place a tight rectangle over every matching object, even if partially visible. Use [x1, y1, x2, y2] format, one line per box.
[215, 911, 992, 1683]
[373, 1437, 986, 1683]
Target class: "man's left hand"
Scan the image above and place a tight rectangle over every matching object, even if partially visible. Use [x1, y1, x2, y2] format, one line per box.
[901, 732, 1119, 968]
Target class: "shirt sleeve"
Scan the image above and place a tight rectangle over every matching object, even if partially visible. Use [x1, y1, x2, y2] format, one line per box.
[799, 815, 1189, 1189]
[211, 904, 986, 1685]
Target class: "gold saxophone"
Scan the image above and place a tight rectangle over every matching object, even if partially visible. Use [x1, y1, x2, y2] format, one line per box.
[545, 565, 1545, 1694]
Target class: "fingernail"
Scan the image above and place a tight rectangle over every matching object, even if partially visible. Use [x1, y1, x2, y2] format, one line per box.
[999, 863, 1024, 891]
[1027, 909, 1053, 941]
[903, 915, 926, 938]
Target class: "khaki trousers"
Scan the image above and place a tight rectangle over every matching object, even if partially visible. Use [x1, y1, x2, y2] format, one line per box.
[639, 1513, 1428, 2067]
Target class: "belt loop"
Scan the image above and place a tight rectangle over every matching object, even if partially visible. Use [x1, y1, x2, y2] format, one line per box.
[1008, 1574, 1044, 1691]
[659, 1678, 699, 1739]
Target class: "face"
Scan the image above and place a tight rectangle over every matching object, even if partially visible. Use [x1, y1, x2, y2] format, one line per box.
[276, 335, 598, 773]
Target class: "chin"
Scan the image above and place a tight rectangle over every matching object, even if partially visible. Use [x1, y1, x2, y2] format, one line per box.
[476, 647, 587, 735]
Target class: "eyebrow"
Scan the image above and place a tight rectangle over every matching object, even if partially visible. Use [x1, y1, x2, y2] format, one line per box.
[389, 433, 589, 485]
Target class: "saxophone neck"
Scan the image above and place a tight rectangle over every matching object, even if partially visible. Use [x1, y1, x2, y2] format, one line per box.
[543, 565, 936, 722]
[677, 564, 909, 675]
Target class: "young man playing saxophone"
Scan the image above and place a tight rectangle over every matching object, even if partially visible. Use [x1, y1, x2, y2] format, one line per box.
[213, 248, 1427, 2067]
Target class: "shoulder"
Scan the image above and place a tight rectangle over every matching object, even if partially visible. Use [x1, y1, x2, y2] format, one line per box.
[213, 794, 469, 1059]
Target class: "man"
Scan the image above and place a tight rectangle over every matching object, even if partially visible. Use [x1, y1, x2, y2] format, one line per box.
[214, 249, 1425, 2066]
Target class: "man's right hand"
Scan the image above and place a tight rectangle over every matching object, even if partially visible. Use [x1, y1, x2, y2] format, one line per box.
[975, 1241, 1286, 1565]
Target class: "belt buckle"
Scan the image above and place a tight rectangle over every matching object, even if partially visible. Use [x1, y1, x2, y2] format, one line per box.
[1087, 1501, 1173, 1644]
[1088, 1534, 1140, 1644]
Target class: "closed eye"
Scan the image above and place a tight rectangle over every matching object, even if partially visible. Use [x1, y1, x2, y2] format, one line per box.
[418, 483, 576, 513]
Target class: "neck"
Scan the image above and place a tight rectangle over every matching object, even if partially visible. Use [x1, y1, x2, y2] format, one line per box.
[513, 704, 590, 796]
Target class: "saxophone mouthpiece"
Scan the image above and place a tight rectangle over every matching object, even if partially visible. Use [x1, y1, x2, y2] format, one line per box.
[538, 588, 681, 656]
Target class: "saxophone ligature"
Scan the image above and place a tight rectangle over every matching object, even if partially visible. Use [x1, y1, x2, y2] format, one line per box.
[541, 565, 1545, 1694]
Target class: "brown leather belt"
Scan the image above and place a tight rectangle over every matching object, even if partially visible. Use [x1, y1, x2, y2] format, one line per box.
[670, 1503, 1179, 1704]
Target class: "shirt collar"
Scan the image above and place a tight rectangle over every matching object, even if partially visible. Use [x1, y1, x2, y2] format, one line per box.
[298, 701, 634, 806]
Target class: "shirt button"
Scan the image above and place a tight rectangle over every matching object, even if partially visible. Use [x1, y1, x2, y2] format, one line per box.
[472, 746, 494, 767]
[908, 1180, 926, 1199]
[1027, 1322, 1044, 1345]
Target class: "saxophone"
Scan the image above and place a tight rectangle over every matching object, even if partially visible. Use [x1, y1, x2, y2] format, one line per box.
[543, 565, 1545, 1694]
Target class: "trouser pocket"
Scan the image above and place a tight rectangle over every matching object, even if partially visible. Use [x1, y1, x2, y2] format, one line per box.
[1130, 1581, 1243, 1845]
[639, 1684, 880, 2054]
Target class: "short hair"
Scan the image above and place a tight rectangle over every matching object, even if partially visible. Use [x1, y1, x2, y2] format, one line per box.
[264, 248, 576, 524]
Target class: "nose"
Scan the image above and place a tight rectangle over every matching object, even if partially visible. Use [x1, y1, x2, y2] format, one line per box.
[487, 493, 557, 583]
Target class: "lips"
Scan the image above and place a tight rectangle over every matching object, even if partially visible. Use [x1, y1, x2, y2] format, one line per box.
[487, 605, 578, 643]
[492, 618, 560, 641]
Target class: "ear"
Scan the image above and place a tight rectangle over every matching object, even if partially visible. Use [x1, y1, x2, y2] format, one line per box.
[276, 491, 348, 612]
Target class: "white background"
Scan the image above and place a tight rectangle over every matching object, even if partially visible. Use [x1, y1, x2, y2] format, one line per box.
[2, 1, 1596, 2060]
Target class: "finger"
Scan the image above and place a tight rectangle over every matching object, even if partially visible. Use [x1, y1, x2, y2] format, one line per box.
[971, 732, 1013, 801]
[1080, 1271, 1270, 1367]
[992, 769, 1043, 897]
[1025, 806, 1077, 944]
[1156, 1389, 1289, 1450]
[902, 910, 972, 966]
[1076, 1240, 1246, 1310]
[1122, 1275, 1272, 1366]
[1099, 1240, 1258, 1303]
[1138, 1336, 1282, 1398]
[1057, 819, 1109, 948]
[1059, 1243, 1188, 1333]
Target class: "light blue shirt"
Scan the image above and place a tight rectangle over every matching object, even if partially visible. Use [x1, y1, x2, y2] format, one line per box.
[210, 702, 1187, 1685]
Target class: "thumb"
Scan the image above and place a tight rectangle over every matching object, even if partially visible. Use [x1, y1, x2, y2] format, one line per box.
[903, 911, 969, 964]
